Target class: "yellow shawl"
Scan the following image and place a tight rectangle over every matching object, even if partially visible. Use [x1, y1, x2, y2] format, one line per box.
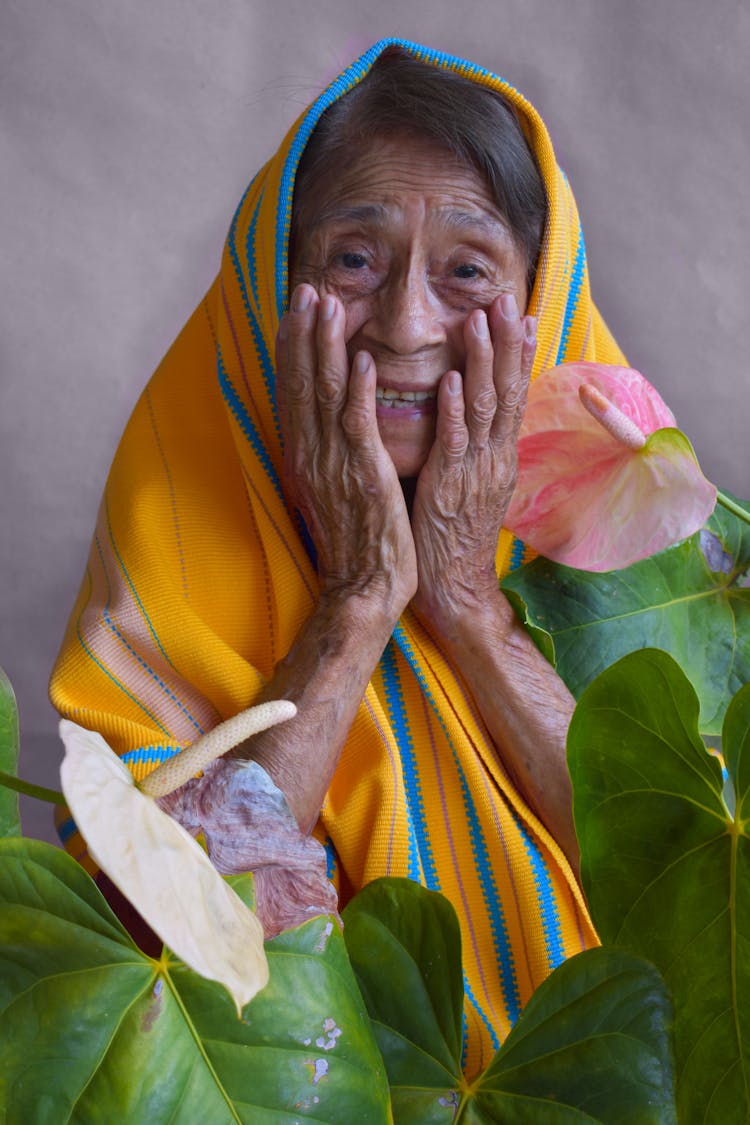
[50, 39, 625, 1077]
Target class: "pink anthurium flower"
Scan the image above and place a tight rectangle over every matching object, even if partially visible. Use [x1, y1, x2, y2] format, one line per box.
[504, 362, 717, 572]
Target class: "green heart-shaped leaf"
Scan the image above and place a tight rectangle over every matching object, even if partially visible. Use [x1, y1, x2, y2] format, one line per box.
[0, 838, 390, 1123]
[344, 877, 675, 1122]
[568, 649, 750, 1121]
[502, 496, 750, 735]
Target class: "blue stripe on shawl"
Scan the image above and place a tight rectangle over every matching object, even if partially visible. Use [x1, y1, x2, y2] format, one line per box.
[512, 810, 566, 968]
[243, 190, 283, 443]
[508, 535, 527, 573]
[217, 349, 319, 569]
[272, 38, 519, 315]
[392, 622, 522, 1025]
[556, 213, 587, 364]
[120, 746, 181, 766]
[57, 817, 77, 844]
[379, 641, 433, 886]
[464, 974, 501, 1055]
[225, 197, 281, 436]
[322, 835, 338, 882]
[216, 352, 284, 496]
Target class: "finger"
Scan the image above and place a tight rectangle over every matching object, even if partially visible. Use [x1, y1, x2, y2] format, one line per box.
[488, 292, 528, 444]
[284, 283, 320, 446]
[433, 369, 469, 465]
[462, 309, 496, 447]
[340, 350, 380, 449]
[315, 294, 349, 424]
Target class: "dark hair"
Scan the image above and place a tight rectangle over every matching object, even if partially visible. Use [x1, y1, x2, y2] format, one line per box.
[291, 50, 547, 290]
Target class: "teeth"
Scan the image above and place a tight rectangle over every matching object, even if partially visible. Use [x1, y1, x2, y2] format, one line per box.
[376, 387, 435, 405]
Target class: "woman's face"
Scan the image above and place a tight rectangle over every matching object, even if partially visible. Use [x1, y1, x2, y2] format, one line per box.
[290, 132, 529, 477]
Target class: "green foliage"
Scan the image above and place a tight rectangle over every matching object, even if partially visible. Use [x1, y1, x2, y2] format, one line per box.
[343, 878, 676, 1123]
[0, 838, 390, 1124]
[0, 666, 20, 837]
[4, 651, 750, 1121]
[568, 649, 750, 1123]
[502, 497, 750, 735]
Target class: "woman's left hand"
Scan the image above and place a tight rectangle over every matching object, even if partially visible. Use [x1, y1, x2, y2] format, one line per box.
[410, 293, 536, 640]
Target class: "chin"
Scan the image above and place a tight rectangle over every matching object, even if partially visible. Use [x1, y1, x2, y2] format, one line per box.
[387, 446, 431, 478]
[380, 422, 434, 479]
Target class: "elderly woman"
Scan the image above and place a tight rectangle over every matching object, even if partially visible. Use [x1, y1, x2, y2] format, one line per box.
[51, 41, 626, 1073]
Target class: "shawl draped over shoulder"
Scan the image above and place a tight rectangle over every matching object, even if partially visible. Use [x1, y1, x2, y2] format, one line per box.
[50, 38, 626, 1075]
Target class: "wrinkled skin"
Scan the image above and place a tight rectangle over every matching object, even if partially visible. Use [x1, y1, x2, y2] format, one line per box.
[159, 760, 340, 939]
[283, 133, 535, 636]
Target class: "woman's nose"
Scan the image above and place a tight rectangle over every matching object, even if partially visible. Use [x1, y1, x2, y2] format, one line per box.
[371, 269, 446, 355]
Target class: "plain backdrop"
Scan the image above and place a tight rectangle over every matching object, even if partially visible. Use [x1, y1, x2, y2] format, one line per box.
[2, 0, 749, 843]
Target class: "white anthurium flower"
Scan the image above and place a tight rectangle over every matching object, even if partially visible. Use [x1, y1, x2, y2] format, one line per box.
[59, 700, 296, 1017]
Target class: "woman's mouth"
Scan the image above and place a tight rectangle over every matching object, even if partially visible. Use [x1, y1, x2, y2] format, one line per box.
[375, 387, 437, 410]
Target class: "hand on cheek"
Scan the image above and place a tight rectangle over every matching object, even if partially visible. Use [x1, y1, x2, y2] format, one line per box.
[410, 294, 537, 633]
[276, 285, 417, 619]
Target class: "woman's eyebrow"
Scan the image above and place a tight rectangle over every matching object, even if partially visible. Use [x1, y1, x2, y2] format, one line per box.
[308, 203, 509, 239]
[439, 209, 509, 237]
[311, 203, 389, 229]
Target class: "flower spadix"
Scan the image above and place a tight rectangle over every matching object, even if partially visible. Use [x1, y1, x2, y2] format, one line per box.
[504, 362, 717, 571]
[59, 699, 296, 1016]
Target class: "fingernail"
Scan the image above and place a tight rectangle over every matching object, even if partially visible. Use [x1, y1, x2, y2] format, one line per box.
[291, 285, 312, 312]
[473, 310, 489, 339]
[500, 293, 518, 320]
[446, 371, 461, 394]
[524, 315, 537, 342]
[353, 351, 370, 375]
[321, 295, 336, 321]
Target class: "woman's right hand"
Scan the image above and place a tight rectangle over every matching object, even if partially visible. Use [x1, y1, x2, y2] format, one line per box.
[277, 284, 417, 622]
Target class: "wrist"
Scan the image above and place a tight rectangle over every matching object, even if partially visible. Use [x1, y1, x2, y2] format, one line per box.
[318, 575, 410, 633]
[268, 586, 400, 690]
[414, 584, 517, 654]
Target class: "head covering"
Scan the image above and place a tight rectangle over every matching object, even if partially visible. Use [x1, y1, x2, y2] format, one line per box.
[51, 38, 625, 1076]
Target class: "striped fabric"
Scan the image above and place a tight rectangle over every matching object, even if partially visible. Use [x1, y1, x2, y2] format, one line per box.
[50, 39, 626, 1076]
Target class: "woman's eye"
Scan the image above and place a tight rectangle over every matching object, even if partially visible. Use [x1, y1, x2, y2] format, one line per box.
[452, 263, 482, 279]
[338, 252, 368, 270]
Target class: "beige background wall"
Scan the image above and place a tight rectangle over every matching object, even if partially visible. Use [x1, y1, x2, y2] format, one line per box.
[2, 0, 749, 841]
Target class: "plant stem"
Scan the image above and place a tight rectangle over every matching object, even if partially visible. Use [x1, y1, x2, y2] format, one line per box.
[716, 490, 750, 525]
[0, 770, 65, 806]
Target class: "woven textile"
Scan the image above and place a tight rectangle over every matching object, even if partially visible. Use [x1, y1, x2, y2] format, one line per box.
[50, 38, 626, 1076]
